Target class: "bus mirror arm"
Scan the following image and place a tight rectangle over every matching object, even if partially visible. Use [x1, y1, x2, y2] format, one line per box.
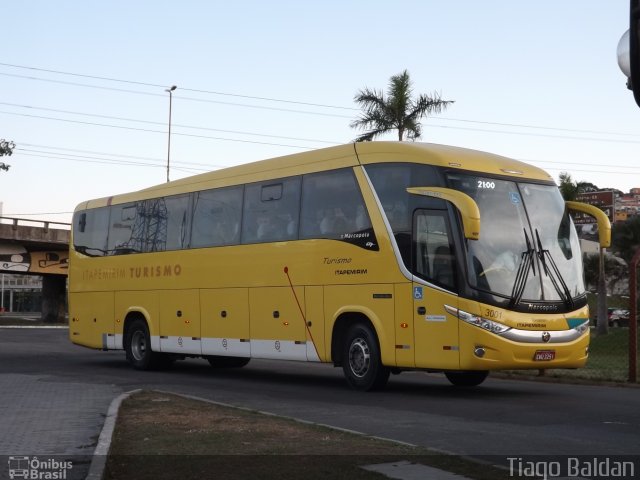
[406, 187, 480, 241]
[565, 201, 612, 248]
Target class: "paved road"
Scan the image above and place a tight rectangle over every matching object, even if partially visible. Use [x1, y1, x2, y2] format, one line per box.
[1, 328, 639, 475]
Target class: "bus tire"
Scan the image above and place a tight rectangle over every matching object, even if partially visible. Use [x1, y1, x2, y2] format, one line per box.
[206, 356, 250, 368]
[124, 318, 173, 370]
[342, 322, 390, 391]
[444, 370, 489, 387]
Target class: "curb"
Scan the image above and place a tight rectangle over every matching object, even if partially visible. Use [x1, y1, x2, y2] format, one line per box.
[85, 389, 141, 480]
[82, 388, 490, 480]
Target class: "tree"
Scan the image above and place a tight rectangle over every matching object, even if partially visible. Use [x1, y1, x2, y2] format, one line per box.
[350, 70, 453, 142]
[576, 181, 598, 193]
[583, 252, 628, 292]
[558, 172, 578, 200]
[0, 139, 15, 172]
[611, 216, 640, 263]
[558, 172, 602, 200]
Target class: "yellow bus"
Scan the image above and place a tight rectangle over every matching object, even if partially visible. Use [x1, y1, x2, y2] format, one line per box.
[69, 142, 610, 390]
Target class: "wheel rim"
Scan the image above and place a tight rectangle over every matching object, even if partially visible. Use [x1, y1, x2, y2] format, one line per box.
[348, 337, 370, 378]
[131, 330, 147, 361]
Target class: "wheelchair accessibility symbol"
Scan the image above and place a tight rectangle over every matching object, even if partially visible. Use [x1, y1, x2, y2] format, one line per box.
[413, 286, 423, 300]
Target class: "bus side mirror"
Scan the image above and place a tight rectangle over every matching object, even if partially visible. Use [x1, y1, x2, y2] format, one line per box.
[565, 201, 612, 248]
[407, 187, 480, 240]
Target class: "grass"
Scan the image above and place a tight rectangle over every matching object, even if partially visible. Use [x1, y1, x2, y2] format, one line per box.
[586, 292, 631, 313]
[104, 391, 511, 480]
[503, 327, 639, 383]
[570, 327, 638, 382]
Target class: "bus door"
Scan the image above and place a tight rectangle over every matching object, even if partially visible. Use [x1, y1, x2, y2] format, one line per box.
[412, 209, 460, 370]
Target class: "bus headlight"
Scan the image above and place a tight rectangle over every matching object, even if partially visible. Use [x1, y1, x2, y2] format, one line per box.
[447, 306, 511, 334]
[573, 320, 590, 335]
[464, 315, 511, 334]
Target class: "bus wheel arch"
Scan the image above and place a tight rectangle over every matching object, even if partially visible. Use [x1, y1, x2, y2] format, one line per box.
[123, 312, 173, 370]
[331, 313, 390, 391]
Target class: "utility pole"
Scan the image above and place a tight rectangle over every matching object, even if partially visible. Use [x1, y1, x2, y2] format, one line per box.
[165, 85, 177, 183]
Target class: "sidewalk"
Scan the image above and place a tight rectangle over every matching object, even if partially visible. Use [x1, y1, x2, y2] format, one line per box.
[0, 373, 120, 480]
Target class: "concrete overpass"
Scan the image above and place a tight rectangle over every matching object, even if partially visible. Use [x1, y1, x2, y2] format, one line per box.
[0, 217, 70, 322]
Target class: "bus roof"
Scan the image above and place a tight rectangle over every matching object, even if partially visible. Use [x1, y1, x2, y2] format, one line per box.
[75, 142, 554, 210]
[354, 142, 553, 181]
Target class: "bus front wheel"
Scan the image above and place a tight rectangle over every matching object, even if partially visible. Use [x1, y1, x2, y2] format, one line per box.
[444, 370, 489, 387]
[124, 319, 173, 370]
[342, 323, 390, 391]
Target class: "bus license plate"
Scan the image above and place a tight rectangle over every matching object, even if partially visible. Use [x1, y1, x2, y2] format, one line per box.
[534, 350, 555, 361]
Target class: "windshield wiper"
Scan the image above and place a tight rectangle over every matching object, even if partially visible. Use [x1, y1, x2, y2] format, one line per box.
[535, 229, 574, 308]
[508, 229, 536, 309]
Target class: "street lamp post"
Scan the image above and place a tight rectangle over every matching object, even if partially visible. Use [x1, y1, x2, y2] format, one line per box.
[165, 85, 177, 182]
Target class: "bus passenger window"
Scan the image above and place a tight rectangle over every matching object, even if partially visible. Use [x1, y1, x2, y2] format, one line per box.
[241, 177, 301, 244]
[191, 186, 243, 248]
[163, 194, 190, 251]
[72, 207, 110, 256]
[107, 202, 141, 254]
[300, 169, 372, 241]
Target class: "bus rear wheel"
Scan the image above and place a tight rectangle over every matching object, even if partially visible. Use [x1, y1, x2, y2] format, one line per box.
[342, 323, 389, 391]
[206, 356, 250, 368]
[444, 370, 489, 387]
[124, 318, 174, 370]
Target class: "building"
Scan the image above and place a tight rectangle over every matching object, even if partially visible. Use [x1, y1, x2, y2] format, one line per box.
[575, 188, 640, 227]
[615, 190, 640, 219]
[0, 274, 42, 313]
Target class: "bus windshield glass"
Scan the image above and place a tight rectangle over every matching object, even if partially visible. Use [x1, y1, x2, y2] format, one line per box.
[447, 173, 585, 305]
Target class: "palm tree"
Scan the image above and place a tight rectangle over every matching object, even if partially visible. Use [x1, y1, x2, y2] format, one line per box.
[0, 139, 14, 172]
[350, 70, 453, 142]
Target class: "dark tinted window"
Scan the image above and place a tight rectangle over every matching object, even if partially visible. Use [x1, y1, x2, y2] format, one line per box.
[192, 186, 243, 248]
[300, 169, 373, 242]
[104, 195, 190, 255]
[414, 210, 456, 291]
[73, 207, 110, 256]
[107, 202, 143, 254]
[161, 195, 190, 251]
[241, 177, 301, 244]
[366, 163, 443, 264]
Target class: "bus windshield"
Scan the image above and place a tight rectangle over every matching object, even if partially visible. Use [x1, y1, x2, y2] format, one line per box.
[447, 173, 585, 307]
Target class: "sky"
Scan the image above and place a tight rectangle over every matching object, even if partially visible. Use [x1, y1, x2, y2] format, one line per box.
[1, 1, 638, 224]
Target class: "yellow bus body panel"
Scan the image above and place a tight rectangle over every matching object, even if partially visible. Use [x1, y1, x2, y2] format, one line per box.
[200, 288, 250, 357]
[69, 142, 589, 375]
[455, 298, 590, 370]
[69, 291, 114, 349]
[412, 284, 460, 370]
